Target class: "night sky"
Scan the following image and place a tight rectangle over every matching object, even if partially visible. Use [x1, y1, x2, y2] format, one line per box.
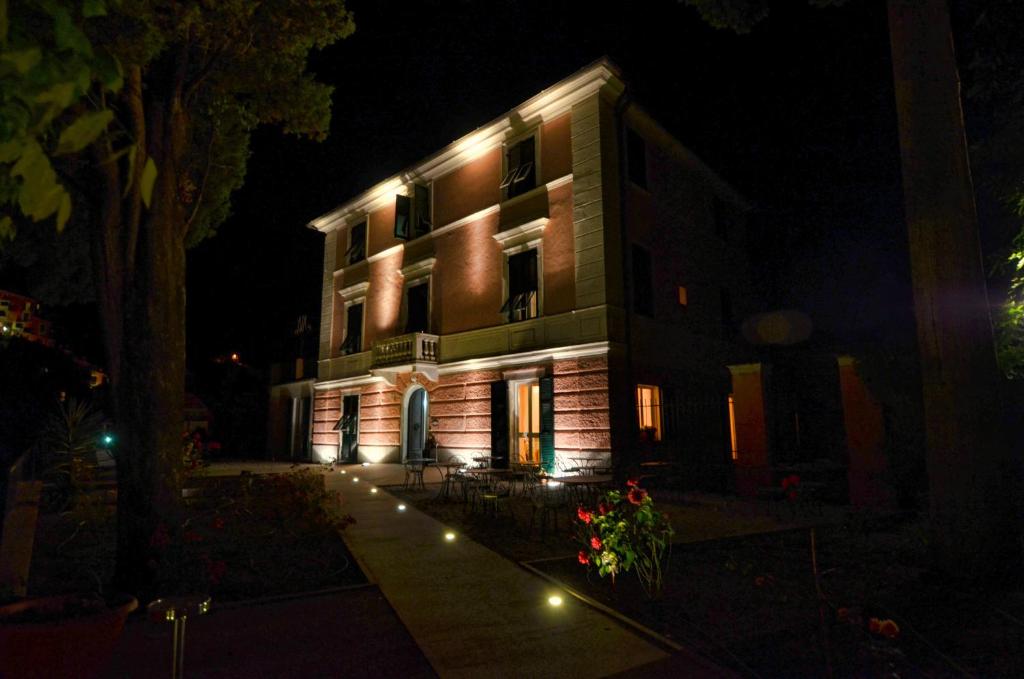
[44, 1, 928, 370]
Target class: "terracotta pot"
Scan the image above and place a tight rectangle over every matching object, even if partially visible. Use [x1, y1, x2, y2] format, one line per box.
[0, 593, 138, 679]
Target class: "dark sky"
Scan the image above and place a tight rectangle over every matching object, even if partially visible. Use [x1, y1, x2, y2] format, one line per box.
[184, 0, 910, 367]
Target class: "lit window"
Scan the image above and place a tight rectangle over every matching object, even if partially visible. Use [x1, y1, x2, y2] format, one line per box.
[500, 136, 536, 199]
[501, 249, 538, 322]
[678, 286, 688, 306]
[514, 381, 541, 464]
[346, 221, 367, 265]
[636, 385, 662, 441]
[728, 394, 738, 460]
[339, 303, 363, 355]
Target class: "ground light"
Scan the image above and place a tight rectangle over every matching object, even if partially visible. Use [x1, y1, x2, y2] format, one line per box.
[548, 595, 563, 607]
[352, 477, 359, 483]
[340, 470, 347, 474]
[370, 488, 378, 494]
[361, 462, 369, 467]
[397, 504, 406, 512]
[444, 532, 456, 542]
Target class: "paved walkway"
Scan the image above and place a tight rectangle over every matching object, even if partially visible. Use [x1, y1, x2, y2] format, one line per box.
[321, 463, 669, 678]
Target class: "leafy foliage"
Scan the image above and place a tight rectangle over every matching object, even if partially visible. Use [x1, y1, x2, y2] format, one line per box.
[574, 480, 673, 599]
[678, 0, 849, 34]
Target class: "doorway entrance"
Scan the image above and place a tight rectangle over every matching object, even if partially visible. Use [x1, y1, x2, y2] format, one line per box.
[339, 394, 359, 464]
[512, 380, 541, 464]
[404, 386, 428, 460]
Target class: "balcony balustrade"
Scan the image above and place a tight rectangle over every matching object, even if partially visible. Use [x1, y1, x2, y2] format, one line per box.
[371, 332, 439, 369]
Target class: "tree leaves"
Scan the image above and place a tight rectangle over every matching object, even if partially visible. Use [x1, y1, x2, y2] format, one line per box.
[55, 109, 113, 154]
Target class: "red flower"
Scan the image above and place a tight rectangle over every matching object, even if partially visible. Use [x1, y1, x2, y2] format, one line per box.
[787, 490, 798, 502]
[626, 478, 639, 488]
[211, 516, 225, 530]
[577, 506, 593, 524]
[183, 530, 204, 544]
[598, 503, 610, 516]
[754, 576, 766, 587]
[627, 487, 648, 505]
[590, 536, 602, 550]
[578, 550, 590, 565]
[206, 559, 228, 585]
[878, 619, 900, 639]
[781, 474, 801, 490]
[837, 607, 850, 622]
[868, 617, 881, 634]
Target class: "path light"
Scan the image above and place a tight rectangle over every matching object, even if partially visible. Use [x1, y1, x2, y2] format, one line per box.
[352, 477, 359, 483]
[548, 595, 563, 607]
[397, 504, 406, 512]
[340, 470, 347, 475]
[444, 532, 456, 542]
[370, 487, 378, 494]
[361, 462, 369, 467]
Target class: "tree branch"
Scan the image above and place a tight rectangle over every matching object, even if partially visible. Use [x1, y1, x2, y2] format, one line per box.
[123, 66, 146, 280]
[183, 130, 216, 237]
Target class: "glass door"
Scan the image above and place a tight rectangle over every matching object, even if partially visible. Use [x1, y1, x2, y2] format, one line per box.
[514, 381, 541, 464]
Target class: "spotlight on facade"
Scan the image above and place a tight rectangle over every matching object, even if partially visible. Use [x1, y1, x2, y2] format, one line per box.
[361, 462, 369, 467]
[352, 477, 359, 483]
[547, 595, 563, 607]
[444, 532, 456, 542]
[340, 470, 346, 474]
[370, 487, 378, 494]
[397, 504, 407, 512]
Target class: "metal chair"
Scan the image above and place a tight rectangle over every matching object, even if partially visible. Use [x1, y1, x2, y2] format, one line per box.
[403, 459, 426, 491]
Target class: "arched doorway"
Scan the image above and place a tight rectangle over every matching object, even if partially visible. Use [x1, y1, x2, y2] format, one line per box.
[403, 386, 428, 460]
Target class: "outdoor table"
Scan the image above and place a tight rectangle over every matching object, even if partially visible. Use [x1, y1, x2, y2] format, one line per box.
[434, 462, 466, 500]
[553, 474, 614, 507]
[147, 594, 211, 679]
[471, 455, 503, 468]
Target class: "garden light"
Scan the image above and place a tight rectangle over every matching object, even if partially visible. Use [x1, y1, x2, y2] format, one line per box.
[340, 470, 346, 474]
[547, 595, 563, 607]
[370, 487, 378, 494]
[444, 532, 456, 542]
[352, 477, 359, 483]
[361, 462, 369, 467]
[397, 504, 406, 512]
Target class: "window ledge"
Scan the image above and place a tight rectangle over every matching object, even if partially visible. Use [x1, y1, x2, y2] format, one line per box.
[493, 217, 548, 249]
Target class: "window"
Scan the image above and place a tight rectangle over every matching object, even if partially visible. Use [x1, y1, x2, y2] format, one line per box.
[632, 244, 653, 316]
[678, 286, 688, 307]
[500, 136, 536, 200]
[414, 183, 431, 238]
[394, 184, 431, 240]
[627, 128, 647, 189]
[636, 385, 662, 441]
[728, 394, 738, 460]
[405, 282, 430, 333]
[514, 380, 541, 464]
[346, 221, 366, 265]
[501, 249, 538, 322]
[339, 303, 363, 355]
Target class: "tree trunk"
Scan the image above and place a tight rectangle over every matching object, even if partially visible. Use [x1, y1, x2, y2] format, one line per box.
[887, 0, 1022, 579]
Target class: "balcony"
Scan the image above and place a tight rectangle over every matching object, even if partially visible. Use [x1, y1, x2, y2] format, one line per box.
[370, 332, 439, 383]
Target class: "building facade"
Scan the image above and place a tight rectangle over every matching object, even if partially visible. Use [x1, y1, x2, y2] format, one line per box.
[307, 60, 755, 477]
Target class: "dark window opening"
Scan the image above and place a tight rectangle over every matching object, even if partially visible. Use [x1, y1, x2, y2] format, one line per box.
[500, 137, 536, 199]
[632, 244, 654, 316]
[346, 221, 366, 264]
[339, 303, 363, 355]
[627, 128, 647, 189]
[405, 283, 430, 333]
[501, 249, 539, 322]
[394, 195, 411, 240]
[414, 183, 431, 237]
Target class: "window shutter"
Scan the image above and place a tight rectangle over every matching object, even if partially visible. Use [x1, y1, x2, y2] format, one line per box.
[490, 381, 509, 468]
[539, 376, 555, 473]
[414, 184, 431, 236]
[394, 194, 411, 240]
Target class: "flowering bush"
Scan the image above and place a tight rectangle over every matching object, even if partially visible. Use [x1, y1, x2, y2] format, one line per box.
[574, 479, 673, 599]
[781, 474, 801, 502]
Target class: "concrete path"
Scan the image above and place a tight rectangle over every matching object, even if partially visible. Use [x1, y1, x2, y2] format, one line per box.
[322, 462, 669, 679]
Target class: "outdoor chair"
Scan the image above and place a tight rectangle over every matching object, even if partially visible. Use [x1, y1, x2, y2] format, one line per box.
[403, 459, 427, 491]
[527, 478, 567, 539]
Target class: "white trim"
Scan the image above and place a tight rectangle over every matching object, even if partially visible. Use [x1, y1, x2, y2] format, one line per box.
[399, 257, 437, 279]
[437, 340, 610, 375]
[502, 366, 546, 381]
[546, 173, 573, 192]
[314, 374, 386, 390]
[338, 281, 370, 300]
[493, 218, 548, 248]
[429, 204, 501, 239]
[367, 243, 404, 264]
[308, 59, 622, 233]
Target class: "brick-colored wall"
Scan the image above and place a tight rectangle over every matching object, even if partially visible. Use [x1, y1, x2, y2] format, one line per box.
[429, 370, 501, 457]
[541, 113, 572, 182]
[312, 389, 341, 449]
[837, 359, 893, 507]
[434, 211, 504, 335]
[434, 148, 502, 227]
[543, 182, 576, 316]
[553, 356, 611, 464]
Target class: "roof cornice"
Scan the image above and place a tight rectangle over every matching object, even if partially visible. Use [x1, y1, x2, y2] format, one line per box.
[308, 58, 623, 234]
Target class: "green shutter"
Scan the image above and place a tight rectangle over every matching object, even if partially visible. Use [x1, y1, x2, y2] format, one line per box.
[490, 381, 509, 467]
[540, 376, 555, 473]
[394, 194, 411, 240]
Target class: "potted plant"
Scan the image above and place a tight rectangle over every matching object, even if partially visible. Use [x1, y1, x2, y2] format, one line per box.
[574, 479, 673, 599]
[0, 592, 137, 679]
